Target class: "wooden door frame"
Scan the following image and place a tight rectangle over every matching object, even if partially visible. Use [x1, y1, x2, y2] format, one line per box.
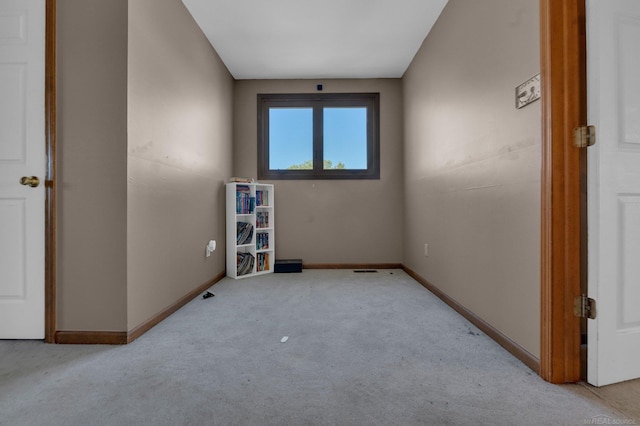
[539, 0, 587, 383]
[45, 0, 56, 343]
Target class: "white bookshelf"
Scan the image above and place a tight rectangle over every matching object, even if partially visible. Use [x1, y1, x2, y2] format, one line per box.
[226, 182, 275, 279]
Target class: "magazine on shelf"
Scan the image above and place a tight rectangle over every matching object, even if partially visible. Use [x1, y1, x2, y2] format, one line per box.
[237, 252, 255, 275]
[236, 222, 253, 245]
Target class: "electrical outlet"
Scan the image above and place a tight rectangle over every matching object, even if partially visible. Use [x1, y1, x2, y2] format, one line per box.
[424, 244, 429, 257]
[205, 240, 216, 258]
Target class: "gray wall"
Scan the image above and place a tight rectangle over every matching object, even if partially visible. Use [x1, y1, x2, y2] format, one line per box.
[57, 0, 128, 331]
[402, 0, 541, 357]
[56, 0, 233, 332]
[126, 0, 233, 330]
[234, 79, 404, 264]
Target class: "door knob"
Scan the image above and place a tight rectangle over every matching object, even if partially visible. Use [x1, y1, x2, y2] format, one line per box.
[20, 176, 40, 188]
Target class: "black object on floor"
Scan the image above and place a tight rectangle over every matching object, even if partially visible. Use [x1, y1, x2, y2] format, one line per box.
[274, 259, 303, 273]
[202, 291, 214, 299]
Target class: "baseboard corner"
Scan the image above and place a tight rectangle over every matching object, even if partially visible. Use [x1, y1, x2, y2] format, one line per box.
[54, 272, 226, 345]
[127, 271, 226, 343]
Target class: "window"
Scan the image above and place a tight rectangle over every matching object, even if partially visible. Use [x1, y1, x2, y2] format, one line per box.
[257, 93, 380, 179]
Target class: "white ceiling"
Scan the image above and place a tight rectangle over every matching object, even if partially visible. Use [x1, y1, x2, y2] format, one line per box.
[181, 0, 449, 80]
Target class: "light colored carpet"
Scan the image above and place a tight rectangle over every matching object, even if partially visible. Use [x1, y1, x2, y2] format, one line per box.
[0, 269, 632, 425]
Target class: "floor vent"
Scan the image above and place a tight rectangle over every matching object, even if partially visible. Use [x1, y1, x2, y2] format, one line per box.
[354, 269, 378, 273]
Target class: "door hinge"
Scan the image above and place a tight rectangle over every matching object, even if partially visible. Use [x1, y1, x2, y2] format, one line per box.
[574, 125, 596, 148]
[574, 295, 597, 319]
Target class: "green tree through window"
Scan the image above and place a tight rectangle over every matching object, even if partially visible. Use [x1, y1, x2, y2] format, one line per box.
[287, 160, 346, 170]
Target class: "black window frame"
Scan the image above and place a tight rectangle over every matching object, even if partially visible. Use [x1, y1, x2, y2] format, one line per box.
[257, 92, 380, 180]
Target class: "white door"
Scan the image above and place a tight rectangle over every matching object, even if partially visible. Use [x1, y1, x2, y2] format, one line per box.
[0, 0, 45, 339]
[587, 0, 640, 386]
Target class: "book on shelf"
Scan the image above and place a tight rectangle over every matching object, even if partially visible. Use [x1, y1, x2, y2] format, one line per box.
[230, 177, 255, 183]
[257, 252, 270, 272]
[236, 186, 255, 214]
[237, 222, 253, 245]
[255, 190, 269, 207]
[256, 232, 269, 250]
[256, 211, 269, 229]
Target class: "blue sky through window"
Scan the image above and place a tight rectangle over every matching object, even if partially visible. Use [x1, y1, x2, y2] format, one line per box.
[268, 107, 367, 170]
[323, 107, 367, 169]
[269, 108, 313, 170]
